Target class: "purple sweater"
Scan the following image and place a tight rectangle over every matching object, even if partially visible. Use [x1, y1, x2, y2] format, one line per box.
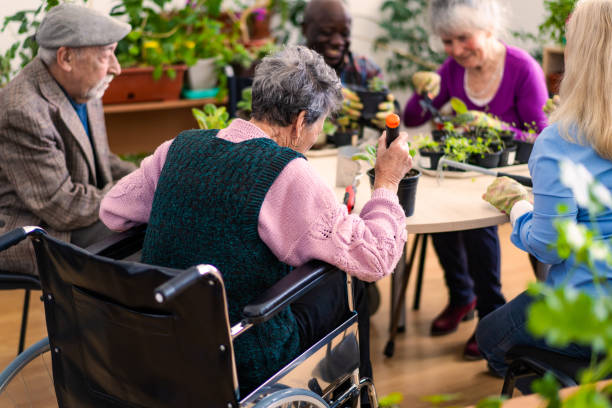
[403, 44, 549, 139]
[99, 119, 408, 282]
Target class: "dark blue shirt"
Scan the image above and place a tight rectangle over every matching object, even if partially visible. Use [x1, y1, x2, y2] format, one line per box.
[66, 94, 91, 139]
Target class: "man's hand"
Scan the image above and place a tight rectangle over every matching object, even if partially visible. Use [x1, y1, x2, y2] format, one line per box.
[371, 93, 396, 129]
[412, 71, 441, 99]
[342, 87, 363, 121]
[483, 176, 530, 214]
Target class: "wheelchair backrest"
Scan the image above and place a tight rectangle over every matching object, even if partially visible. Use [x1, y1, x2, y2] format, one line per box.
[32, 233, 239, 408]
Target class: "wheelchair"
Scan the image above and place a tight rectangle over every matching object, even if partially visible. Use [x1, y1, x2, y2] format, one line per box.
[0, 226, 378, 407]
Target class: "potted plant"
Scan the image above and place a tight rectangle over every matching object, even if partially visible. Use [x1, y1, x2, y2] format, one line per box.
[331, 114, 359, 147]
[352, 143, 421, 217]
[415, 135, 443, 170]
[515, 122, 539, 164]
[468, 137, 502, 169]
[349, 76, 390, 127]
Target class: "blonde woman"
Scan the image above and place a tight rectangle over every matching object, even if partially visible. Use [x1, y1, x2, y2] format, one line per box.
[479, 0, 612, 380]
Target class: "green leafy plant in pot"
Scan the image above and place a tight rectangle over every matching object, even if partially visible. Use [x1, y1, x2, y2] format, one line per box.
[414, 134, 443, 170]
[352, 143, 420, 217]
[350, 76, 390, 128]
[192, 103, 231, 130]
[332, 113, 359, 147]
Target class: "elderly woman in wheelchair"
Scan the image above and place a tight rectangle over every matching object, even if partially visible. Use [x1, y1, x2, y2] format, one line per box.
[94, 45, 413, 405]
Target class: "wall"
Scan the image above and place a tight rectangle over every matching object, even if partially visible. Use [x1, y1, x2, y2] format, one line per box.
[1, 0, 547, 105]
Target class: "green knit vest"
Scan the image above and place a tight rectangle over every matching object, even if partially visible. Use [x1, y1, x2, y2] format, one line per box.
[141, 129, 305, 396]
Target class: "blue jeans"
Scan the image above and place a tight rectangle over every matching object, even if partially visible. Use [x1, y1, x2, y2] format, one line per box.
[476, 291, 592, 377]
[431, 226, 505, 318]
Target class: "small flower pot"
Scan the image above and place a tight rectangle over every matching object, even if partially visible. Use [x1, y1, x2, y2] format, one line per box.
[332, 130, 358, 147]
[515, 139, 534, 164]
[185, 57, 218, 90]
[499, 130, 516, 144]
[351, 85, 388, 125]
[367, 168, 421, 217]
[470, 151, 502, 168]
[498, 143, 517, 167]
[418, 148, 444, 170]
[431, 129, 450, 142]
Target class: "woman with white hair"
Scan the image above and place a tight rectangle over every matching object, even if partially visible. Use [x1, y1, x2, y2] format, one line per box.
[402, 0, 549, 360]
[99, 45, 413, 397]
[479, 0, 612, 379]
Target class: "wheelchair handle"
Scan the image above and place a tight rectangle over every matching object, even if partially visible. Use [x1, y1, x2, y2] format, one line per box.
[154, 264, 218, 303]
[0, 226, 45, 252]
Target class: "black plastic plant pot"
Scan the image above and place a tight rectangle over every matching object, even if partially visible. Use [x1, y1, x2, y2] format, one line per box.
[498, 143, 517, 167]
[352, 86, 388, 123]
[471, 151, 502, 168]
[499, 129, 516, 144]
[515, 140, 534, 164]
[367, 168, 421, 217]
[431, 129, 450, 142]
[332, 130, 357, 147]
[419, 148, 444, 170]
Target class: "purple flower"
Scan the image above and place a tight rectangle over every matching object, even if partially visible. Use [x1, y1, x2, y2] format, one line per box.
[253, 8, 267, 22]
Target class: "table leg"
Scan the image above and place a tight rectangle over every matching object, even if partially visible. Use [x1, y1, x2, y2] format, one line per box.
[385, 234, 421, 357]
[412, 234, 429, 310]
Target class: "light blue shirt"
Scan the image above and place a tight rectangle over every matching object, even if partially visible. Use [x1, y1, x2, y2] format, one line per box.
[512, 123, 612, 296]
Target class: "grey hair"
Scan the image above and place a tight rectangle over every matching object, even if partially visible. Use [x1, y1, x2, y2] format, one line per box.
[38, 47, 59, 66]
[251, 45, 342, 126]
[429, 0, 508, 38]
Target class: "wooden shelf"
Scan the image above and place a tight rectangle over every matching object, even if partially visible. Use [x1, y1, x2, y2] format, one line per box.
[103, 97, 222, 114]
[542, 46, 565, 95]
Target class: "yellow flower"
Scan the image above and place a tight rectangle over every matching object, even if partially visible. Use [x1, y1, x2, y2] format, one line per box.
[184, 41, 195, 49]
[143, 40, 160, 49]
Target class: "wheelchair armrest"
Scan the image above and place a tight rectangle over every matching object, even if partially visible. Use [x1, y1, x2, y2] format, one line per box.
[85, 224, 147, 259]
[242, 261, 339, 324]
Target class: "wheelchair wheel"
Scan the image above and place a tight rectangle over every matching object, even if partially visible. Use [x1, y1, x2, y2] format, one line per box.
[253, 388, 329, 407]
[0, 338, 55, 407]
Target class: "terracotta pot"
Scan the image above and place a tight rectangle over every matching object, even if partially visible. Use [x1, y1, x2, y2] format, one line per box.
[103, 65, 187, 104]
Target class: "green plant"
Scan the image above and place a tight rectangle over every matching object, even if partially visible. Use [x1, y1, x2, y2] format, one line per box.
[119, 152, 150, 166]
[322, 118, 337, 137]
[443, 136, 472, 162]
[192, 103, 231, 129]
[540, 0, 577, 45]
[368, 76, 386, 93]
[236, 87, 253, 113]
[335, 113, 360, 133]
[374, 0, 446, 90]
[0, 0, 88, 86]
[414, 134, 440, 152]
[352, 142, 416, 168]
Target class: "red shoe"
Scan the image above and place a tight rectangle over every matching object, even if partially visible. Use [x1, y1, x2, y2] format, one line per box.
[430, 298, 477, 336]
[463, 332, 483, 360]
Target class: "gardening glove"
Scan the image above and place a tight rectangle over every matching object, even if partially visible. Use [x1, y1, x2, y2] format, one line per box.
[412, 71, 441, 99]
[543, 95, 560, 117]
[371, 93, 397, 129]
[342, 87, 363, 122]
[482, 176, 530, 215]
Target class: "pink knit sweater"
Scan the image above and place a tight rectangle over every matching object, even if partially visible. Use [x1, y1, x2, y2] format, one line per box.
[99, 119, 407, 282]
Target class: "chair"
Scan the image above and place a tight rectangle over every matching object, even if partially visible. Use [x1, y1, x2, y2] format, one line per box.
[0, 226, 377, 407]
[501, 345, 592, 397]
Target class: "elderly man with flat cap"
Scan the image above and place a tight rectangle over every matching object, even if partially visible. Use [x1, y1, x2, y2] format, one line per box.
[302, 0, 395, 129]
[0, 4, 136, 274]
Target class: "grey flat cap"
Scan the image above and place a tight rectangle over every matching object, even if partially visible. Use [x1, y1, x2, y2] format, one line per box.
[36, 4, 131, 48]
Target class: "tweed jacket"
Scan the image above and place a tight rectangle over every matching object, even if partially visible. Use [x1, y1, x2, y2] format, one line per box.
[0, 57, 135, 274]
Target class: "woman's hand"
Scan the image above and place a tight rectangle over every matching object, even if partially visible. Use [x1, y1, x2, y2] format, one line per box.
[412, 71, 441, 98]
[374, 131, 414, 192]
[483, 176, 530, 214]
